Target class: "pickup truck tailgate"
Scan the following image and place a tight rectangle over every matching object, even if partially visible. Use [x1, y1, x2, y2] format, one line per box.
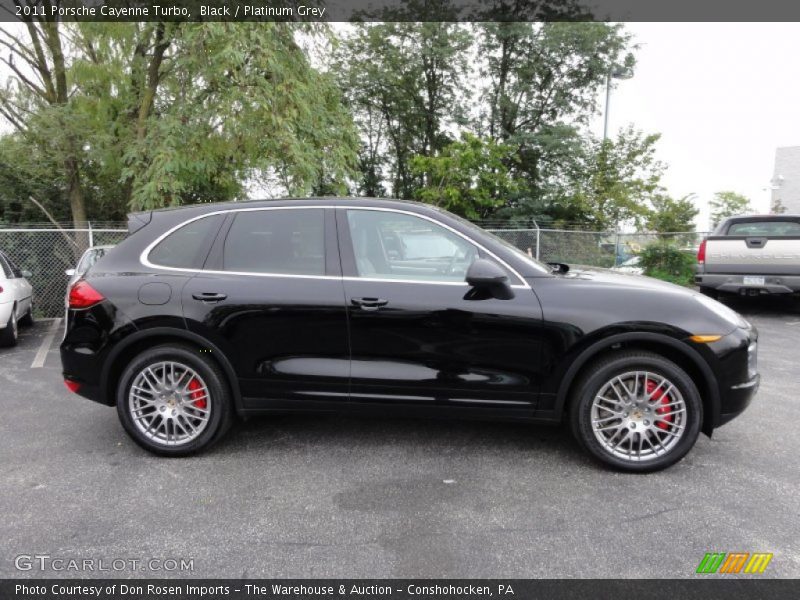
[704, 236, 800, 274]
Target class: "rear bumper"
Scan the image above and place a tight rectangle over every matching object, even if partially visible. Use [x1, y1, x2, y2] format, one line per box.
[0, 301, 11, 328]
[695, 272, 800, 294]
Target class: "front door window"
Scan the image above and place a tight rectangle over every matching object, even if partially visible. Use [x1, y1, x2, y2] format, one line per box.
[346, 210, 479, 282]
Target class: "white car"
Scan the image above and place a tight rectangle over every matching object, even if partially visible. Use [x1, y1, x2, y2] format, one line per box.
[66, 245, 114, 289]
[611, 256, 645, 275]
[0, 250, 34, 347]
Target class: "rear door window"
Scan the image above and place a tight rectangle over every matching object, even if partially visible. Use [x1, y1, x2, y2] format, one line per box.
[222, 209, 325, 275]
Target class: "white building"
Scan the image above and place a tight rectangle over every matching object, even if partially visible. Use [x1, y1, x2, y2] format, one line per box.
[771, 147, 800, 214]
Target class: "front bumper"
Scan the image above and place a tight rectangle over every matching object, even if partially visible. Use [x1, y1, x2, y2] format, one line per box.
[708, 326, 759, 429]
[718, 373, 759, 426]
[696, 272, 800, 295]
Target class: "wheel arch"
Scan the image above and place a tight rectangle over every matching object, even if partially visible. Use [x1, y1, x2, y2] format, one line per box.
[100, 327, 243, 412]
[554, 332, 720, 436]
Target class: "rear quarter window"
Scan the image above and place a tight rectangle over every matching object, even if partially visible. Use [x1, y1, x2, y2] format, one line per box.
[727, 220, 800, 236]
[148, 215, 223, 269]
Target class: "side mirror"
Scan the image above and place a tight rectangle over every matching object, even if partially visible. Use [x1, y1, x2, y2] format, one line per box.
[65, 269, 76, 277]
[465, 259, 514, 300]
[21, 270, 32, 279]
[547, 262, 570, 274]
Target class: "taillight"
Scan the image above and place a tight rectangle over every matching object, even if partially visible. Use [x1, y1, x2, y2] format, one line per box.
[68, 280, 105, 309]
[697, 239, 707, 264]
[64, 379, 82, 393]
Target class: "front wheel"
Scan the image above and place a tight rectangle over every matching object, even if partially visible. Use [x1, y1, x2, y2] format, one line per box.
[570, 351, 702, 472]
[116, 344, 233, 456]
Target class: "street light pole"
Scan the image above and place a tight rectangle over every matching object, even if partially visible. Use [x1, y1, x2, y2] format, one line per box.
[603, 66, 632, 141]
[603, 71, 612, 141]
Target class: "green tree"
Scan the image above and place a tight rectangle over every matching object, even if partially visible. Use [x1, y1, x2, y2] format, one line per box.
[0, 21, 358, 221]
[647, 194, 699, 233]
[477, 21, 634, 218]
[549, 127, 665, 230]
[0, 18, 88, 227]
[409, 133, 518, 219]
[334, 20, 472, 199]
[710, 191, 752, 228]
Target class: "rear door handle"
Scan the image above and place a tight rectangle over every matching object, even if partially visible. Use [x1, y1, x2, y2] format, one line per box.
[351, 297, 389, 311]
[192, 292, 227, 303]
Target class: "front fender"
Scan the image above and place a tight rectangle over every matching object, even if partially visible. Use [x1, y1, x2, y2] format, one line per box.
[549, 331, 721, 436]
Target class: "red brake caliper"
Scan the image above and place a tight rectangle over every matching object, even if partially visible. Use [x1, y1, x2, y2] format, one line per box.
[646, 379, 673, 430]
[187, 378, 206, 410]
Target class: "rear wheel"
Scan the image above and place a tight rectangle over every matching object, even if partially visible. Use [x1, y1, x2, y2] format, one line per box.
[570, 351, 702, 472]
[0, 305, 18, 347]
[116, 344, 233, 456]
[20, 302, 34, 327]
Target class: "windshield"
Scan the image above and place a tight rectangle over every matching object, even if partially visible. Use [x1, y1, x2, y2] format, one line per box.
[728, 220, 800, 236]
[440, 209, 551, 275]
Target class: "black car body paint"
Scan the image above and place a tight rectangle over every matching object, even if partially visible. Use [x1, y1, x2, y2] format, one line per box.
[60, 198, 759, 440]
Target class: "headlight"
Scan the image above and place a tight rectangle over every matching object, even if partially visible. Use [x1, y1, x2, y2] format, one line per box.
[747, 342, 758, 380]
[693, 294, 748, 329]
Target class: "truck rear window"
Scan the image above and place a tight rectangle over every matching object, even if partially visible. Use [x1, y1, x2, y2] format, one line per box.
[728, 221, 800, 236]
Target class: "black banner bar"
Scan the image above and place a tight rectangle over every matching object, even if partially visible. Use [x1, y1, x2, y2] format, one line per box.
[1, 580, 800, 600]
[4, 0, 800, 23]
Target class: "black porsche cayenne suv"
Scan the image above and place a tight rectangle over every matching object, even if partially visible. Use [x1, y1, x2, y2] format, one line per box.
[60, 198, 759, 471]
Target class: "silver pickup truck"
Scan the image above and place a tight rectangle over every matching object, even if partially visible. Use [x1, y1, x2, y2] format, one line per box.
[696, 214, 800, 298]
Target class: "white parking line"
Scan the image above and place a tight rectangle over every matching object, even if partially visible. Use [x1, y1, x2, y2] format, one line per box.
[31, 318, 62, 369]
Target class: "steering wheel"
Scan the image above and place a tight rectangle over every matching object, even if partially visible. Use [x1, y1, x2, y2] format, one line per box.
[445, 246, 476, 275]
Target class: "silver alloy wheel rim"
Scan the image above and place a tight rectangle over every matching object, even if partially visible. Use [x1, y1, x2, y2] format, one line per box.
[590, 370, 687, 462]
[128, 361, 211, 446]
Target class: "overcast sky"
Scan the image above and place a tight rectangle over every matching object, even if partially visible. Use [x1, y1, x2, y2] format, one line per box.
[599, 22, 800, 229]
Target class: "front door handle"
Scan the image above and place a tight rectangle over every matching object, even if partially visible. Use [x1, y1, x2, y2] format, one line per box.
[192, 292, 227, 303]
[351, 297, 389, 311]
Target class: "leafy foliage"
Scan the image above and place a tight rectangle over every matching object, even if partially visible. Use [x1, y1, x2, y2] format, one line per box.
[409, 134, 518, 219]
[0, 22, 358, 223]
[710, 191, 752, 228]
[333, 21, 471, 199]
[639, 243, 695, 287]
[647, 194, 699, 233]
[545, 127, 666, 230]
[1, 19, 684, 233]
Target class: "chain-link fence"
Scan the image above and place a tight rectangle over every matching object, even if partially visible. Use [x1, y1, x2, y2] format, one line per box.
[487, 228, 708, 268]
[0, 225, 127, 319]
[1, 223, 706, 318]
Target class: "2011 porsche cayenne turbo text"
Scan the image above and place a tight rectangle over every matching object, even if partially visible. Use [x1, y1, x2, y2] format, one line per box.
[60, 198, 759, 472]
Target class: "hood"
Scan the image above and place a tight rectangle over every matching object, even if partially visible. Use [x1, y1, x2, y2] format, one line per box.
[562, 267, 694, 296]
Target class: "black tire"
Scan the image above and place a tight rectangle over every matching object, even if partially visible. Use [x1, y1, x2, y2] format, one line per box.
[0, 305, 18, 347]
[116, 344, 234, 456]
[19, 303, 34, 327]
[570, 350, 702, 473]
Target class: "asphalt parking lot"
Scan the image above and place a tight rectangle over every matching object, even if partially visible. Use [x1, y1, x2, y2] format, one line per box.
[1, 296, 799, 579]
